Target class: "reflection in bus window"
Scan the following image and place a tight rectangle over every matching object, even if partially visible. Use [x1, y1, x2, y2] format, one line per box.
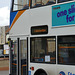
[20, 40, 27, 59]
[58, 0, 72, 3]
[13, 41, 17, 61]
[12, 40, 17, 75]
[30, 37, 56, 64]
[31, 0, 56, 8]
[20, 40, 27, 75]
[32, 0, 43, 8]
[46, 0, 56, 5]
[58, 36, 75, 65]
[13, 0, 29, 11]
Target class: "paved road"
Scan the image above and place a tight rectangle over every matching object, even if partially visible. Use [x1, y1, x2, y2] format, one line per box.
[0, 71, 9, 75]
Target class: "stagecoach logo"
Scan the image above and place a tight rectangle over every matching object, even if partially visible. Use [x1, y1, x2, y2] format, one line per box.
[59, 71, 65, 75]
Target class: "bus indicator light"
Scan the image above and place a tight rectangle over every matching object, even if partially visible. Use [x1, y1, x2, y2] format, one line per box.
[30, 67, 34, 71]
[59, 74, 62, 75]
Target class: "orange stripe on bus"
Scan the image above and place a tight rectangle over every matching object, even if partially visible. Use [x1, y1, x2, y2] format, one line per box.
[22, 65, 27, 67]
[22, 64, 27, 75]
[12, 63, 17, 65]
[59, 46, 75, 49]
[9, 10, 26, 31]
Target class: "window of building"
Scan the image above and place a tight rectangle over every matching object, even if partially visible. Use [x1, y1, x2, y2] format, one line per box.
[0, 49, 3, 56]
[58, 36, 75, 65]
[30, 37, 56, 64]
[0, 45, 3, 57]
[31, 0, 56, 8]
[12, 0, 29, 11]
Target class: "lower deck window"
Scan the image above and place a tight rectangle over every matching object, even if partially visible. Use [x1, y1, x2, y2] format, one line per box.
[58, 36, 75, 65]
[30, 37, 56, 64]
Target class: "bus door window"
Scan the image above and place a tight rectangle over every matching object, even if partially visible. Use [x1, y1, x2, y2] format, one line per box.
[30, 37, 56, 64]
[11, 40, 18, 75]
[20, 40, 27, 75]
[13, 0, 29, 11]
[58, 36, 75, 65]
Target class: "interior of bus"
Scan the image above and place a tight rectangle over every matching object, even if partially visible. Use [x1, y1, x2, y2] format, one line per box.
[30, 37, 56, 64]
[30, 36, 75, 65]
[12, 0, 73, 11]
[10, 38, 28, 75]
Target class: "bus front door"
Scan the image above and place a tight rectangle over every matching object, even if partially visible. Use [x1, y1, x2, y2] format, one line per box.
[20, 37, 28, 75]
[9, 37, 28, 75]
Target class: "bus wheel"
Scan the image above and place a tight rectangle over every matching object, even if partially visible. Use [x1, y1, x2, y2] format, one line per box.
[34, 69, 47, 75]
[39, 73, 47, 75]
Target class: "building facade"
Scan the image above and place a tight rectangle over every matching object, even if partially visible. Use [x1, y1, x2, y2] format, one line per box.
[0, 26, 9, 44]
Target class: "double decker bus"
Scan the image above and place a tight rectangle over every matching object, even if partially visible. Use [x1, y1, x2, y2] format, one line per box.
[9, 0, 75, 75]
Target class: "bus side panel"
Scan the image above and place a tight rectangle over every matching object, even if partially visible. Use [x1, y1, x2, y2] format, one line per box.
[30, 6, 52, 36]
[30, 63, 57, 75]
[57, 65, 75, 75]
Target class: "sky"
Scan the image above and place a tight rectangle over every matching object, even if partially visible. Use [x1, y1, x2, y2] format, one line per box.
[0, 0, 11, 26]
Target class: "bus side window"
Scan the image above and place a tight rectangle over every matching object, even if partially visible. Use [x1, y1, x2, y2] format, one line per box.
[31, 0, 56, 8]
[58, 0, 73, 3]
[58, 36, 75, 65]
[46, 0, 56, 5]
[30, 37, 56, 64]
[31, 0, 43, 8]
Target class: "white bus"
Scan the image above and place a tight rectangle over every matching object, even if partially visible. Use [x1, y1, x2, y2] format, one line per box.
[9, 0, 75, 75]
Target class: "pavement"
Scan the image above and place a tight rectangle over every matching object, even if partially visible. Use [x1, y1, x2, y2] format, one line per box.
[0, 71, 9, 75]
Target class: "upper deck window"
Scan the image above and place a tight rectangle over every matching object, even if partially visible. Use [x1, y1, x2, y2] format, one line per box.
[12, 0, 29, 11]
[58, 0, 73, 3]
[31, 0, 56, 8]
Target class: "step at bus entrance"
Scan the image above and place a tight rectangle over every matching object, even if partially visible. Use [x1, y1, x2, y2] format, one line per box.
[9, 36, 28, 75]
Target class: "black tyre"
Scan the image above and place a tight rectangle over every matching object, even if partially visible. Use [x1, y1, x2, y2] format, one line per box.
[34, 69, 47, 75]
[39, 73, 47, 75]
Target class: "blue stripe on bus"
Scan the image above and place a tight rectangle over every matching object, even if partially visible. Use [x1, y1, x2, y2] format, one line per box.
[10, 11, 18, 27]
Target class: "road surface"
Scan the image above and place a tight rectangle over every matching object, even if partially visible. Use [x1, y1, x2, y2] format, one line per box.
[0, 70, 9, 75]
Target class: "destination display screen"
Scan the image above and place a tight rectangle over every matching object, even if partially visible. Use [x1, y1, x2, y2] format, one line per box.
[31, 25, 48, 35]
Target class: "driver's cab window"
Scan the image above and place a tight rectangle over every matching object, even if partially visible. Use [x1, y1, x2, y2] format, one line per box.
[13, 0, 29, 11]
